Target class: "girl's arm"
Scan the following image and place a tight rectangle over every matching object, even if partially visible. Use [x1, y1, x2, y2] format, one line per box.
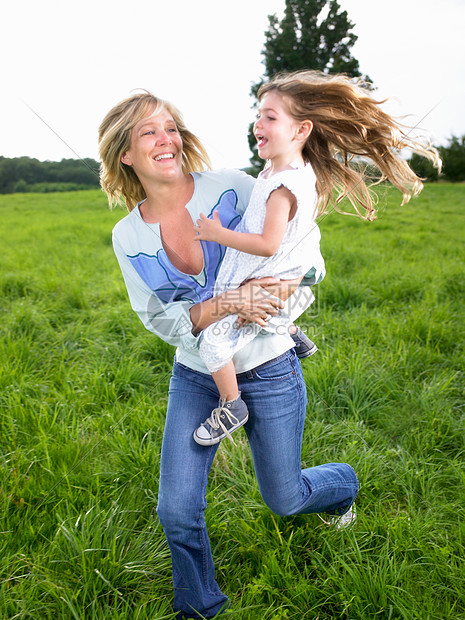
[114, 235, 284, 342]
[194, 186, 295, 257]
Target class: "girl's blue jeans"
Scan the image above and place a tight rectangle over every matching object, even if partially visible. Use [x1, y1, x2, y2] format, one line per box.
[157, 349, 359, 619]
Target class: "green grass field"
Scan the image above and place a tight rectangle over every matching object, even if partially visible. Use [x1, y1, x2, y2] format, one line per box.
[1, 184, 464, 619]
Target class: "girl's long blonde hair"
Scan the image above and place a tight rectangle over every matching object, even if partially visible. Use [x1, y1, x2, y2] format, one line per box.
[258, 71, 441, 219]
[98, 92, 211, 211]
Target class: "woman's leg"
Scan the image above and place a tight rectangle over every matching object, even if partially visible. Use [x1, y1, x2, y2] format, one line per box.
[156, 362, 229, 619]
[239, 349, 359, 516]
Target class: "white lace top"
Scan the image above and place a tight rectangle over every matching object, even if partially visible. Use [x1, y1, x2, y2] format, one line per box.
[214, 160, 324, 295]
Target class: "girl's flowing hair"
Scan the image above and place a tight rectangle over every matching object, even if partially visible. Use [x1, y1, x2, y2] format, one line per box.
[98, 91, 211, 211]
[258, 71, 441, 219]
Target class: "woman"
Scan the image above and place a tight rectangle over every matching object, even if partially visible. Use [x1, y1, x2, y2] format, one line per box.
[98, 92, 358, 620]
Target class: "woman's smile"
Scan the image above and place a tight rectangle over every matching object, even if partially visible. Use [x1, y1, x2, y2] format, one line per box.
[154, 153, 175, 161]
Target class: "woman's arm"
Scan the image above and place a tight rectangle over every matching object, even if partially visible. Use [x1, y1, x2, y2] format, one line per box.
[194, 186, 295, 257]
[114, 234, 285, 346]
[189, 277, 285, 334]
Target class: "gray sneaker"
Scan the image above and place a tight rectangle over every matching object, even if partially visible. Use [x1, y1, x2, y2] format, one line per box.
[291, 327, 318, 358]
[193, 394, 249, 446]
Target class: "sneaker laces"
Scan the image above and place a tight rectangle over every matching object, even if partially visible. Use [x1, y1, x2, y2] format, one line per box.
[316, 513, 331, 525]
[318, 504, 356, 528]
[203, 399, 240, 444]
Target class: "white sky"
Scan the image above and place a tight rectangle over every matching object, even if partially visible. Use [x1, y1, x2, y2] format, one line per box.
[2, 0, 464, 170]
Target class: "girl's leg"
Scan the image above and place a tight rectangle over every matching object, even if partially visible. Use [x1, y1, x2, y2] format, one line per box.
[193, 362, 249, 445]
[195, 334, 250, 445]
[199, 313, 261, 377]
[239, 349, 359, 516]
[156, 362, 229, 619]
[211, 361, 239, 401]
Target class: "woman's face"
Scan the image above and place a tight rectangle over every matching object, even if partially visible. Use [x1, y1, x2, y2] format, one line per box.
[121, 106, 184, 183]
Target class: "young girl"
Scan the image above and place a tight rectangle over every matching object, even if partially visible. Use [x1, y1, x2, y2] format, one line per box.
[193, 69, 441, 447]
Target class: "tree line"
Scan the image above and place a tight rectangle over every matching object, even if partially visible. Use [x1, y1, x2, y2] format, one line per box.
[0, 156, 100, 194]
[1, 139, 462, 197]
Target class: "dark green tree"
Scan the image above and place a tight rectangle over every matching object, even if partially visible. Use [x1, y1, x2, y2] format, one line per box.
[440, 135, 465, 182]
[408, 152, 440, 183]
[410, 135, 465, 183]
[247, 0, 369, 172]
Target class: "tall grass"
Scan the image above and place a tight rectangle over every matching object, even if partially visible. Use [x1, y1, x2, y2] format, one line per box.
[0, 185, 464, 619]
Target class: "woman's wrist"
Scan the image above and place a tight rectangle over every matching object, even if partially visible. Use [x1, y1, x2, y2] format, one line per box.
[189, 290, 236, 335]
[206, 289, 240, 323]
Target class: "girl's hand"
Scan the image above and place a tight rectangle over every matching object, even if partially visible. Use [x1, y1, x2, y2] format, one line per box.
[194, 211, 224, 242]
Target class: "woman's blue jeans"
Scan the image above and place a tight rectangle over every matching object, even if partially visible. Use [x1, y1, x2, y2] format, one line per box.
[157, 349, 359, 619]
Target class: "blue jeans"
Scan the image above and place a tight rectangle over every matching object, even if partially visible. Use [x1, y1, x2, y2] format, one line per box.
[157, 349, 359, 619]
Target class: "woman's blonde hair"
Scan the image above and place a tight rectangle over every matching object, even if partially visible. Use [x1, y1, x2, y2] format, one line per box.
[258, 70, 442, 219]
[98, 91, 211, 211]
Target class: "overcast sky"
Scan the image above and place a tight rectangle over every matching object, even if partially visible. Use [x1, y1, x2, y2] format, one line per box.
[2, 0, 464, 169]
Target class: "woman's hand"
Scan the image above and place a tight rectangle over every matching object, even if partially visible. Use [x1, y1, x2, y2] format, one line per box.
[189, 276, 300, 333]
[253, 276, 302, 302]
[229, 277, 285, 328]
[234, 276, 302, 327]
[193, 211, 224, 242]
[189, 277, 284, 334]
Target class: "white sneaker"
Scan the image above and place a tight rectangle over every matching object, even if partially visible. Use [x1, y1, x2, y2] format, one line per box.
[331, 504, 357, 529]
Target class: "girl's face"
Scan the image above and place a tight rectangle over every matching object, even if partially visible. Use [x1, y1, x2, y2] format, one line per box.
[253, 91, 303, 165]
[121, 107, 183, 184]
